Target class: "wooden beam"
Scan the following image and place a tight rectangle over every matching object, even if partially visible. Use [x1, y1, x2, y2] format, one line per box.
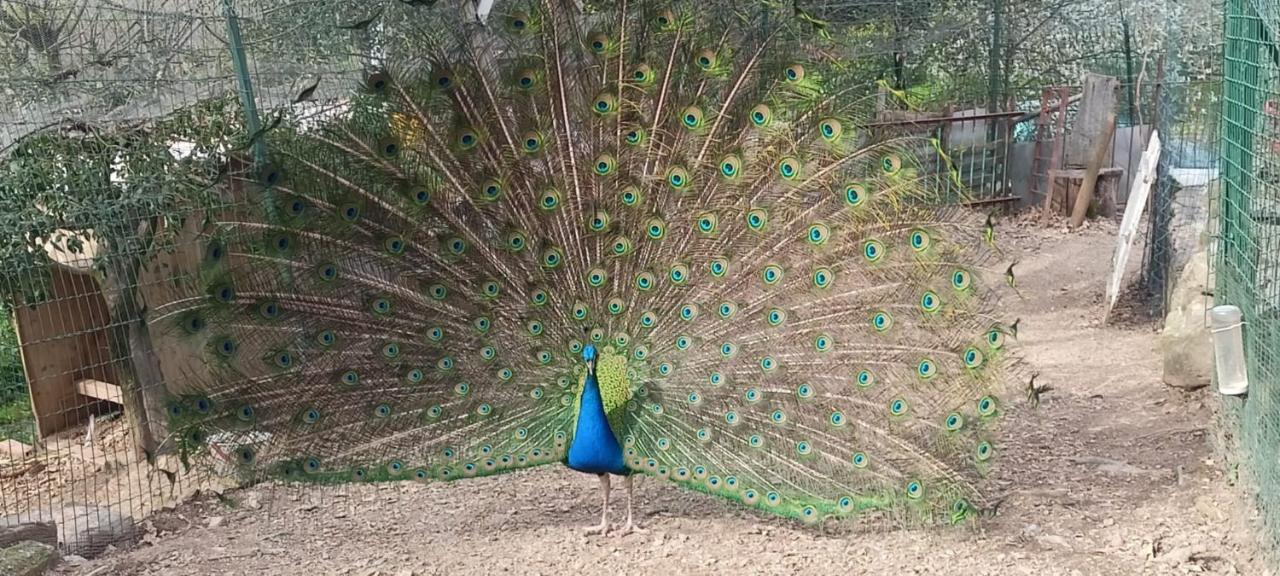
[1071, 113, 1118, 228]
[75, 379, 122, 405]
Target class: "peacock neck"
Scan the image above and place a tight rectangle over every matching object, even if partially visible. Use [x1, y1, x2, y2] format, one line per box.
[565, 368, 627, 475]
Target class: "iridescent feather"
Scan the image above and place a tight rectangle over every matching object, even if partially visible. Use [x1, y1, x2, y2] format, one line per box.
[151, 0, 1018, 527]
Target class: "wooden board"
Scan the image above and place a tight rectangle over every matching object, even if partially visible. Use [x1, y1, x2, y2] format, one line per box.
[1106, 130, 1162, 322]
[14, 267, 117, 438]
[75, 379, 122, 405]
[1065, 74, 1120, 168]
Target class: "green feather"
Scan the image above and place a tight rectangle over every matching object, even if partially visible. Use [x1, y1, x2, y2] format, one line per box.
[150, 0, 1019, 528]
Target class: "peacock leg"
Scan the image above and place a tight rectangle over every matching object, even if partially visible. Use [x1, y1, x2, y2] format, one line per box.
[584, 473, 611, 535]
[619, 474, 647, 535]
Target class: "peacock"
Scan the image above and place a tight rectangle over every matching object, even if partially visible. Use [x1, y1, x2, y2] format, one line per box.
[153, 0, 1018, 535]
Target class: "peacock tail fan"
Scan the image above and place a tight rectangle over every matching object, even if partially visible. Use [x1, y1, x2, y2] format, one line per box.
[150, 0, 1019, 527]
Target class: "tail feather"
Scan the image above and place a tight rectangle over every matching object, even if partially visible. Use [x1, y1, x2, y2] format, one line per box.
[151, 0, 1018, 526]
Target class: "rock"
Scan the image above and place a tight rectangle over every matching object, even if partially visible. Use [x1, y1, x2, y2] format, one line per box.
[0, 540, 59, 576]
[207, 516, 225, 528]
[1, 505, 137, 559]
[1160, 246, 1212, 390]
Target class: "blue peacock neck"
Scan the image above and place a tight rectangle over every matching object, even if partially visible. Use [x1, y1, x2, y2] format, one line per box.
[565, 345, 627, 475]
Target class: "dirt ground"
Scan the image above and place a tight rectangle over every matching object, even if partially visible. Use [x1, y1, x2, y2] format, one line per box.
[52, 221, 1268, 576]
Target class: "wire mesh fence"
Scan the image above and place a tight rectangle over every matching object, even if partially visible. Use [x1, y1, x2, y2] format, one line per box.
[0, 0, 1216, 559]
[1217, 0, 1280, 562]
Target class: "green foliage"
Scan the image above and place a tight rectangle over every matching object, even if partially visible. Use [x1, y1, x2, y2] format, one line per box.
[0, 303, 31, 444]
[0, 96, 243, 296]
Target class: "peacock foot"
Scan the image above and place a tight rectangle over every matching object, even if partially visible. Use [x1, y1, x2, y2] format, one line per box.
[618, 521, 647, 536]
[584, 521, 610, 536]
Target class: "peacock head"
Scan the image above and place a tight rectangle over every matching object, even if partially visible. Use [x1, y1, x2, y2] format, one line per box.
[582, 343, 598, 373]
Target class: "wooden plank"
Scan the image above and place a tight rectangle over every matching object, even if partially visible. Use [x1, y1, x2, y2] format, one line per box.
[1071, 113, 1118, 228]
[75, 379, 122, 405]
[14, 267, 116, 438]
[1106, 130, 1162, 322]
[1066, 74, 1120, 167]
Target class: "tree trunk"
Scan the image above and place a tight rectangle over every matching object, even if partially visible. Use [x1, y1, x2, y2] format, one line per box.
[97, 223, 167, 461]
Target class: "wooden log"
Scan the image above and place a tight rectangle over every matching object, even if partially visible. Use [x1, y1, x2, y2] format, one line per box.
[74, 379, 122, 405]
[0, 522, 57, 549]
[1071, 113, 1117, 228]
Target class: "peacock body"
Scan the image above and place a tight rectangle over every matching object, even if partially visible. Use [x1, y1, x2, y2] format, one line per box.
[155, 0, 1017, 530]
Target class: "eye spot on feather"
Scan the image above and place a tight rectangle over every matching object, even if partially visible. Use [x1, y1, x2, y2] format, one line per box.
[856, 369, 875, 388]
[812, 267, 833, 289]
[438, 356, 456, 371]
[750, 104, 772, 128]
[814, 334, 833, 352]
[796, 384, 815, 399]
[696, 212, 718, 235]
[593, 154, 616, 176]
[301, 408, 321, 424]
[666, 166, 690, 190]
[709, 371, 724, 386]
[784, 63, 805, 82]
[842, 182, 868, 207]
[628, 64, 655, 85]
[777, 157, 802, 180]
[339, 369, 359, 386]
[806, 223, 829, 246]
[829, 411, 846, 427]
[872, 311, 893, 332]
[588, 33, 609, 54]
[920, 291, 941, 313]
[882, 154, 903, 176]
[906, 481, 924, 499]
[670, 263, 689, 285]
[744, 388, 762, 403]
[592, 93, 619, 115]
[719, 155, 743, 179]
[819, 118, 843, 142]
[541, 246, 565, 269]
[917, 358, 936, 379]
[976, 441, 994, 461]
[708, 257, 729, 278]
[406, 368, 425, 383]
[910, 229, 931, 252]
[675, 335, 692, 350]
[890, 398, 909, 416]
[852, 451, 869, 468]
[761, 264, 785, 285]
[658, 363, 672, 376]
[977, 396, 998, 417]
[720, 342, 737, 357]
[766, 491, 781, 506]
[945, 412, 964, 431]
[646, 218, 667, 240]
[724, 410, 739, 425]
[653, 9, 675, 28]
[863, 239, 885, 262]
[586, 267, 608, 288]
[760, 356, 776, 372]
[963, 347, 985, 368]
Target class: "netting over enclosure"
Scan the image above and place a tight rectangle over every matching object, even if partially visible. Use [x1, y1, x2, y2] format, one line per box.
[0, 0, 1219, 557]
[1219, 0, 1280, 562]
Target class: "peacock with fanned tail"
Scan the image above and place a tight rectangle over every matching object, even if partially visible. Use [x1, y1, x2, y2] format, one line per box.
[154, 0, 1020, 534]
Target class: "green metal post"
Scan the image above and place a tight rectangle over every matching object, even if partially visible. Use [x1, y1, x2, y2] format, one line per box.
[223, 0, 266, 167]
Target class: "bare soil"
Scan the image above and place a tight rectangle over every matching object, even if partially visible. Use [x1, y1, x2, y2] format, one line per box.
[52, 222, 1267, 576]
